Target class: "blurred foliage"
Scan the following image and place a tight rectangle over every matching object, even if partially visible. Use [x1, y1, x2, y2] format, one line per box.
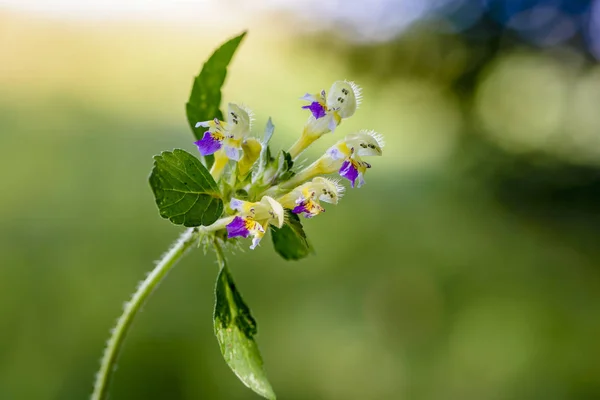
[1, 4, 600, 400]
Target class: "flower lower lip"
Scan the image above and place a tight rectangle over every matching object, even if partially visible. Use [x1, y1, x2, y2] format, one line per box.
[302, 101, 327, 119]
[195, 131, 223, 156]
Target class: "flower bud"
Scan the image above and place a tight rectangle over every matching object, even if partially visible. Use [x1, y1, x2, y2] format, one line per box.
[237, 137, 262, 178]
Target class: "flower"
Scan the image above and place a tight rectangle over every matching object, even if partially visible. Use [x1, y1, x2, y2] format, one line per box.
[292, 197, 324, 218]
[281, 130, 384, 190]
[194, 118, 226, 156]
[279, 186, 325, 219]
[225, 216, 265, 249]
[300, 81, 362, 136]
[277, 177, 344, 218]
[338, 152, 371, 188]
[194, 103, 253, 162]
[324, 129, 384, 188]
[226, 196, 284, 249]
[301, 90, 327, 119]
[289, 81, 362, 159]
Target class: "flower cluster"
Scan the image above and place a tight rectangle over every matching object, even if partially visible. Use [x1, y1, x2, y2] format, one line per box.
[195, 81, 383, 249]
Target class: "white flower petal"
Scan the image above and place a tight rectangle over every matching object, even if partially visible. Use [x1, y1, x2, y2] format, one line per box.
[327, 80, 361, 118]
[262, 196, 285, 228]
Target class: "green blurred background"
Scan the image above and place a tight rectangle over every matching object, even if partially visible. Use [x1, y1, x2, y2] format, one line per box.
[2, 1, 600, 399]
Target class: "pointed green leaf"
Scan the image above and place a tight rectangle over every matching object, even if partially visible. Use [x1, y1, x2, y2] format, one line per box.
[260, 118, 275, 167]
[254, 118, 276, 181]
[149, 149, 224, 227]
[186, 31, 247, 167]
[278, 150, 293, 172]
[270, 212, 312, 260]
[277, 151, 295, 182]
[214, 262, 276, 399]
[263, 118, 275, 147]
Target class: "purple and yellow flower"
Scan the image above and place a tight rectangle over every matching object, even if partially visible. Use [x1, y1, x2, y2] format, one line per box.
[194, 103, 254, 180]
[194, 118, 226, 156]
[338, 152, 371, 188]
[300, 81, 362, 129]
[278, 177, 344, 218]
[286, 188, 325, 219]
[281, 130, 384, 190]
[225, 196, 284, 249]
[292, 198, 324, 218]
[289, 81, 362, 159]
[323, 144, 371, 188]
[194, 103, 253, 160]
[225, 216, 265, 249]
[301, 90, 327, 120]
[323, 130, 384, 187]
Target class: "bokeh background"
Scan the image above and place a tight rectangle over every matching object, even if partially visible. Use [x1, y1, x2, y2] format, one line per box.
[2, 1, 600, 399]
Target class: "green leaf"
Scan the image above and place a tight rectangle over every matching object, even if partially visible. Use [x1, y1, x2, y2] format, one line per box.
[214, 262, 276, 400]
[270, 212, 312, 260]
[186, 31, 247, 167]
[278, 150, 293, 172]
[263, 117, 275, 147]
[260, 118, 275, 167]
[276, 151, 295, 183]
[149, 149, 224, 227]
[254, 118, 275, 182]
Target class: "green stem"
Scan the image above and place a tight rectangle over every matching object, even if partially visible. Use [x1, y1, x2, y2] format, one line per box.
[213, 237, 226, 269]
[91, 227, 200, 400]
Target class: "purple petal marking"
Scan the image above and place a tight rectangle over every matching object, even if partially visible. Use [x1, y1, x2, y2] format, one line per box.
[339, 160, 359, 188]
[230, 198, 244, 211]
[357, 174, 366, 188]
[224, 145, 240, 161]
[328, 114, 337, 132]
[292, 201, 309, 215]
[226, 216, 250, 238]
[194, 131, 222, 156]
[301, 101, 327, 119]
[292, 199, 323, 218]
[326, 146, 344, 160]
[300, 93, 316, 102]
[250, 235, 261, 250]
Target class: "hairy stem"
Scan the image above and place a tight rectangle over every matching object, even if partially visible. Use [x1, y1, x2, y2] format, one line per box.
[91, 227, 200, 400]
[213, 237, 226, 269]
